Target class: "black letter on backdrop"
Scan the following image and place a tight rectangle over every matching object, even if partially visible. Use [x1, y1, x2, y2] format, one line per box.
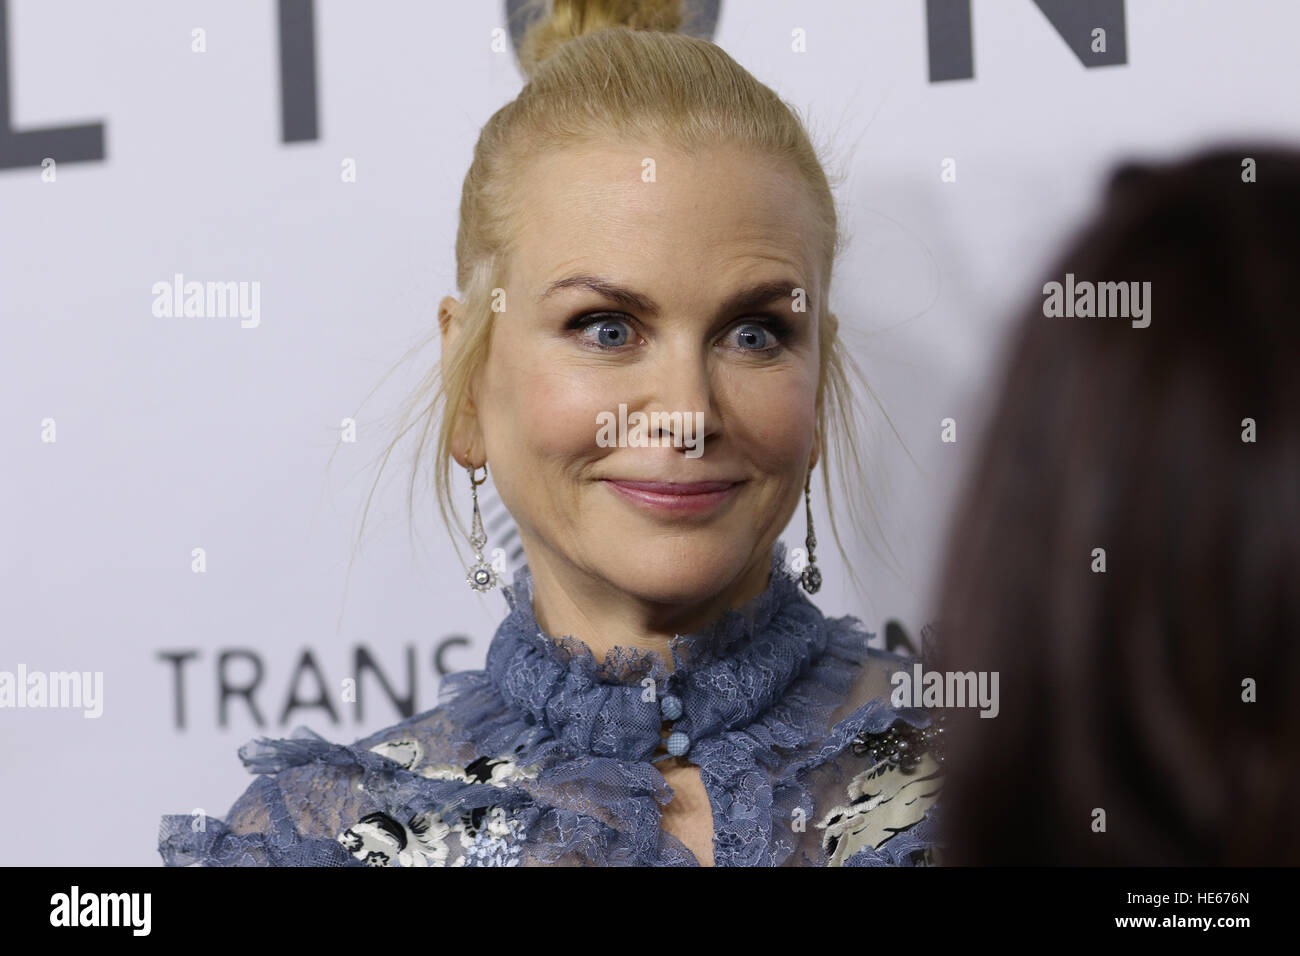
[158, 650, 199, 731]
[0, 0, 105, 169]
[279, 0, 318, 142]
[928, 0, 1127, 82]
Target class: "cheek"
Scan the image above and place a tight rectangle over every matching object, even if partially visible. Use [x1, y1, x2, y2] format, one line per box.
[478, 343, 606, 470]
[720, 364, 819, 471]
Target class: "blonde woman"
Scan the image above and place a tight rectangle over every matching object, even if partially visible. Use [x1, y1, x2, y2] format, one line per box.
[159, 0, 944, 867]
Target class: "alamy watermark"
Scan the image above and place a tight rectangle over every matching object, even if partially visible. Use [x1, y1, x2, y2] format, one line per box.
[1042, 273, 1150, 328]
[596, 403, 705, 458]
[151, 273, 260, 328]
[0, 665, 103, 718]
[891, 663, 999, 718]
[49, 886, 150, 935]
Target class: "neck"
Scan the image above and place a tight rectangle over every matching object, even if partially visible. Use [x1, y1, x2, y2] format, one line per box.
[518, 538, 776, 674]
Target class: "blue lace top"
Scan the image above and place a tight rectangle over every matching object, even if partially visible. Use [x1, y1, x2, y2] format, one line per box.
[158, 542, 944, 866]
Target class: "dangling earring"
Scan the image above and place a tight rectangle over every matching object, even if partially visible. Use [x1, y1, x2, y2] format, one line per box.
[800, 468, 822, 594]
[465, 463, 497, 592]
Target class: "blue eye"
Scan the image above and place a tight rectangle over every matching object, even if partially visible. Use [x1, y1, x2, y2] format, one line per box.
[566, 313, 791, 352]
[578, 317, 635, 349]
[729, 322, 778, 351]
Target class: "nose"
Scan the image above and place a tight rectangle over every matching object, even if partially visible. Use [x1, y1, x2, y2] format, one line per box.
[641, 346, 719, 450]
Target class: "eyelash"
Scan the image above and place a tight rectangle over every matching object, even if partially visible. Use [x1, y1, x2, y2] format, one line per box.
[564, 312, 794, 353]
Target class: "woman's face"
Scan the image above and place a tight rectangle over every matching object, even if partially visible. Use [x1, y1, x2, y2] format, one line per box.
[445, 139, 824, 612]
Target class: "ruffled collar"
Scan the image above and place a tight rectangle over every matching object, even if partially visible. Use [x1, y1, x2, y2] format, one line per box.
[482, 541, 835, 763]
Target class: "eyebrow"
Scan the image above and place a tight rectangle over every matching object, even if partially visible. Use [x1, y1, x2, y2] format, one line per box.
[536, 273, 811, 316]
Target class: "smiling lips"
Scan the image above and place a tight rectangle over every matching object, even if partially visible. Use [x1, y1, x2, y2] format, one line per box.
[602, 479, 741, 515]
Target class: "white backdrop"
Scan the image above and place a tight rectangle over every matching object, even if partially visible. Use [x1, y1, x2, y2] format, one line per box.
[2, 0, 1297, 866]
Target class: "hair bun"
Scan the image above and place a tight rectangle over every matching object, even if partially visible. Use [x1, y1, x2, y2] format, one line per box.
[517, 0, 685, 80]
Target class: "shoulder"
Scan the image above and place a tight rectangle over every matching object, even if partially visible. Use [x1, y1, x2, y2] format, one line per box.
[157, 718, 421, 866]
[785, 615, 947, 866]
[814, 716, 945, 866]
[815, 609, 917, 726]
[158, 695, 543, 867]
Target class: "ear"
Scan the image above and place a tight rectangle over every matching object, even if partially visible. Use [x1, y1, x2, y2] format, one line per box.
[439, 295, 486, 469]
[438, 295, 462, 338]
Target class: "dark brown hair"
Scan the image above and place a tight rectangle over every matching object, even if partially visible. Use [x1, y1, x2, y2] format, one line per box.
[933, 145, 1300, 865]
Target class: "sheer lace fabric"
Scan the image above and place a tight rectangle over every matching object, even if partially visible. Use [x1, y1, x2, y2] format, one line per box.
[158, 542, 943, 866]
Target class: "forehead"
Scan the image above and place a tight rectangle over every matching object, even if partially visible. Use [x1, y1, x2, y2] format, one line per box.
[507, 139, 823, 296]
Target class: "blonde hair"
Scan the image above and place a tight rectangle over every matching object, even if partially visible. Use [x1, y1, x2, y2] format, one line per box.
[357, 0, 902, 594]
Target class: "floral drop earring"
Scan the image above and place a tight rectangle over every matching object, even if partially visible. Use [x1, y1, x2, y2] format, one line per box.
[465, 463, 497, 592]
[800, 468, 822, 594]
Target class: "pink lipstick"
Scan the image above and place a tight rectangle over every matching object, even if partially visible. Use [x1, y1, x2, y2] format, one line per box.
[602, 479, 740, 515]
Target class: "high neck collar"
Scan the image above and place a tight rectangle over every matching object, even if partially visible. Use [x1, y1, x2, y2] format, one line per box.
[483, 542, 837, 762]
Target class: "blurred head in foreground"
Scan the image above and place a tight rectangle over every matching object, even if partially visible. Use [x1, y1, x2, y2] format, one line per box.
[934, 146, 1300, 865]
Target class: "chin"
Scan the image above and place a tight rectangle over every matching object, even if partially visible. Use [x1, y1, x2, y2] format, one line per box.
[590, 534, 761, 607]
